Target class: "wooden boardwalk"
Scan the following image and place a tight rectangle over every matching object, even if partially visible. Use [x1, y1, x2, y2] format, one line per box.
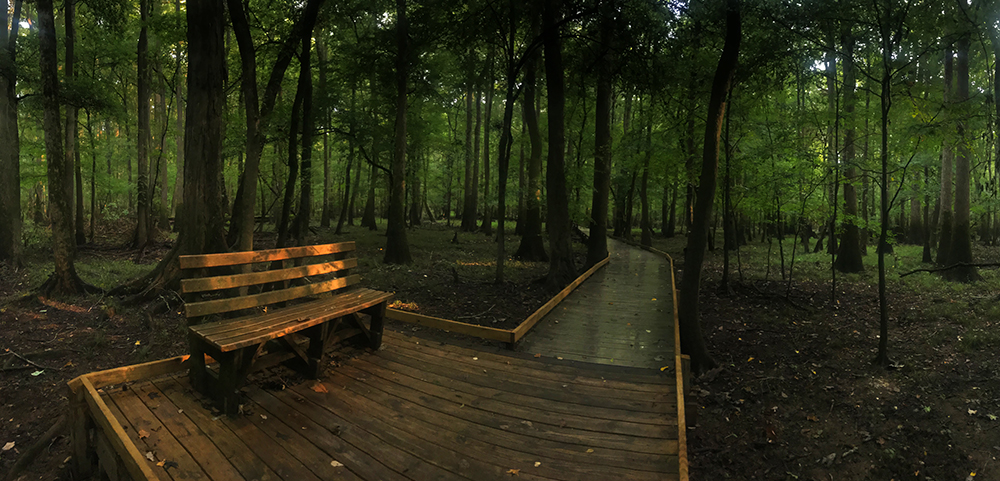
[95, 330, 681, 481]
[517, 238, 676, 368]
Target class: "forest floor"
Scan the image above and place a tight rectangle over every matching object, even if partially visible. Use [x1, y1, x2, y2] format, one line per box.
[1, 220, 998, 480]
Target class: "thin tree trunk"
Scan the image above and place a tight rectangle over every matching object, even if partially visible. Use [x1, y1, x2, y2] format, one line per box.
[461, 82, 477, 231]
[678, 0, 740, 375]
[937, 47, 955, 265]
[171, 0, 184, 226]
[319, 40, 332, 229]
[835, 31, 864, 273]
[134, 0, 151, 249]
[514, 28, 547, 262]
[291, 22, 315, 245]
[481, 48, 494, 235]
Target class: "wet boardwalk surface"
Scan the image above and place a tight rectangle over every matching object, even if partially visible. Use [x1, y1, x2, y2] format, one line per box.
[517, 238, 675, 369]
[99, 330, 680, 481]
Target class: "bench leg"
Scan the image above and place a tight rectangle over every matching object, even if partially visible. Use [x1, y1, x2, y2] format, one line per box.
[188, 334, 208, 394]
[365, 302, 387, 350]
[305, 323, 330, 379]
[217, 351, 243, 417]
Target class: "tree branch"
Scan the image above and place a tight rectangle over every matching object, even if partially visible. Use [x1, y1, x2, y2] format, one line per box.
[900, 262, 1000, 278]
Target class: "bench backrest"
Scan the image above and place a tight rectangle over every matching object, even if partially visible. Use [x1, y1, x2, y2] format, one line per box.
[179, 242, 359, 320]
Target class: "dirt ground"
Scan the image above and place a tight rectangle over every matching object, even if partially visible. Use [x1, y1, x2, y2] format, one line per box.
[2, 225, 998, 480]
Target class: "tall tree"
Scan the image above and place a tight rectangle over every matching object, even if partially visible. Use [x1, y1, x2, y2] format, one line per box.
[384, 0, 412, 264]
[943, 32, 980, 282]
[66, 0, 86, 246]
[0, 0, 22, 266]
[936, 46, 954, 265]
[226, 0, 322, 251]
[586, 0, 614, 267]
[291, 16, 317, 244]
[677, 0, 741, 374]
[133, 0, 152, 249]
[542, 0, 576, 290]
[834, 31, 864, 273]
[513, 16, 547, 262]
[481, 48, 495, 235]
[38, 0, 93, 294]
[461, 82, 477, 231]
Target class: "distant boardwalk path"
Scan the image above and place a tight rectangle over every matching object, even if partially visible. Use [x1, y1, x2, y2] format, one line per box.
[517, 238, 675, 369]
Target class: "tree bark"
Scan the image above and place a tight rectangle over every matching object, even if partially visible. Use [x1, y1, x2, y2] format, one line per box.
[291, 19, 316, 245]
[170, 0, 184, 225]
[936, 47, 954, 265]
[587, 2, 613, 267]
[461, 81, 477, 231]
[39, 0, 90, 293]
[134, 0, 151, 250]
[226, 0, 322, 251]
[319, 40, 332, 229]
[514, 15, 547, 262]
[0, 0, 22, 266]
[835, 31, 864, 273]
[542, 0, 576, 291]
[677, 0, 740, 375]
[384, 0, 412, 264]
[944, 34, 980, 282]
[481, 48, 494, 235]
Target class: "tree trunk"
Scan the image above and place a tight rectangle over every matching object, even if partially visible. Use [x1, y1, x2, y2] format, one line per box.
[39, 0, 90, 294]
[481, 48, 494, 235]
[944, 34, 981, 282]
[171, 0, 184, 226]
[134, 0, 151, 250]
[461, 82, 477, 231]
[291, 22, 315, 245]
[835, 32, 863, 273]
[383, 0, 412, 264]
[640, 118, 653, 248]
[336, 89, 356, 235]
[514, 30, 547, 262]
[678, 0, 740, 375]
[226, 0, 322, 251]
[275, 66, 305, 248]
[936, 47, 954, 266]
[587, 4, 613, 267]
[542, 0, 576, 291]
[319, 40, 332, 229]
[0, 0, 22, 266]
[66, 0, 85, 246]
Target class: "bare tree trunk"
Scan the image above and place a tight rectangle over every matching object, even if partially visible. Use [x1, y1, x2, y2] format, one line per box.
[134, 0, 151, 250]
[291, 20, 316, 245]
[170, 0, 183, 225]
[39, 0, 91, 294]
[678, 0, 740, 374]
[587, 2, 613, 267]
[937, 47, 954, 265]
[0, 0, 22, 266]
[481, 48, 494, 235]
[835, 31, 864, 273]
[542, 0, 577, 290]
[944, 34, 981, 282]
[514, 27, 547, 262]
[383, 0, 412, 264]
[461, 82, 477, 231]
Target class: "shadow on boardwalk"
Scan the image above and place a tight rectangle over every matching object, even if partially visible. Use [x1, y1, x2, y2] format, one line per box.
[517, 238, 675, 369]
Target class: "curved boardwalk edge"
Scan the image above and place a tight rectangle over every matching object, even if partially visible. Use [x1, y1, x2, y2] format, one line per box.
[385, 255, 611, 345]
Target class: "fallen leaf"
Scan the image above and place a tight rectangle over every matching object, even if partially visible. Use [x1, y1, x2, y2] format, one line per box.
[472, 357, 478, 361]
[63, 361, 74, 368]
[968, 409, 977, 415]
[533, 353, 541, 358]
[156, 460, 165, 467]
[507, 469, 520, 476]
[260, 414, 268, 420]
[331, 460, 344, 467]
[2, 442, 14, 451]
[586, 448, 594, 453]
[651, 298, 656, 301]
[311, 383, 329, 393]
[807, 415, 819, 422]
[31, 370, 44, 377]
[660, 366, 670, 371]
[138, 429, 150, 439]
[146, 451, 155, 462]
[135, 340, 141, 346]
[534, 462, 541, 467]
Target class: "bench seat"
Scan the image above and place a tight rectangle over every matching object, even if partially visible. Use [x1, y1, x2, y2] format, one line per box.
[191, 288, 394, 352]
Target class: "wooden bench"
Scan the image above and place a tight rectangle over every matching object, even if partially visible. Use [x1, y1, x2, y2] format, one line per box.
[179, 242, 392, 416]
